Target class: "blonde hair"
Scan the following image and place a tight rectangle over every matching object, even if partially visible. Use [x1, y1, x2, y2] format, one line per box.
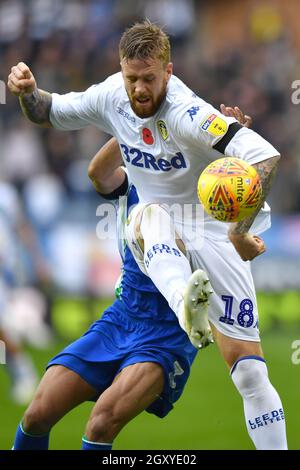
[119, 19, 171, 67]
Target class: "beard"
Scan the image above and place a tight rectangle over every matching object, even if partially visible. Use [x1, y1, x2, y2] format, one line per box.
[128, 87, 167, 118]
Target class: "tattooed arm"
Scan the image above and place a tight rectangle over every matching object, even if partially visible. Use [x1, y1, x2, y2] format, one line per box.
[228, 155, 280, 261]
[8, 62, 52, 127]
[19, 89, 52, 127]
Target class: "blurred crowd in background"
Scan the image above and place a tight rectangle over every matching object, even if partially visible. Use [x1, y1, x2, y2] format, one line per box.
[1, 0, 300, 211]
[0, 0, 299, 390]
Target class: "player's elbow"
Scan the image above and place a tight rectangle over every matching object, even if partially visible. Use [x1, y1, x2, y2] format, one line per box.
[272, 154, 281, 163]
[262, 154, 281, 165]
[253, 154, 281, 174]
[88, 160, 104, 184]
[88, 160, 109, 194]
[267, 154, 281, 173]
[87, 159, 97, 181]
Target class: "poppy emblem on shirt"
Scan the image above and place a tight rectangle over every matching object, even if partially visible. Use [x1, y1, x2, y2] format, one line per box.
[142, 128, 154, 145]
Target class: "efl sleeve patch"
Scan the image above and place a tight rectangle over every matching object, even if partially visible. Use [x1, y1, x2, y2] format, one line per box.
[200, 114, 228, 136]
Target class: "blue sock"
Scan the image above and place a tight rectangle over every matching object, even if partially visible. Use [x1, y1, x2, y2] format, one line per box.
[13, 422, 49, 450]
[82, 436, 112, 450]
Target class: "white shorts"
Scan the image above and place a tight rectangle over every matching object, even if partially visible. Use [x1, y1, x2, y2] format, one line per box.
[186, 237, 260, 342]
[126, 203, 260, 342]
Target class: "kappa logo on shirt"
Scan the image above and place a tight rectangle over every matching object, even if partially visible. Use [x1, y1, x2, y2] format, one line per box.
[120, 144, 187, 172]
[187, 106, 200, 122]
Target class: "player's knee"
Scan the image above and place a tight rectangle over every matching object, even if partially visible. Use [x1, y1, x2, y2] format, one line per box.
[23, 400, 53, 435]
[231, 357, 268, 398]
[142, 204, 168, 227]
[139, 203, 179, 243]
[134, 204, 162, 239]
[85, 408, 121, 443]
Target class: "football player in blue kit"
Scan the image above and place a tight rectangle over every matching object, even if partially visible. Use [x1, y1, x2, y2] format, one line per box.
[12, 148, 198, 451]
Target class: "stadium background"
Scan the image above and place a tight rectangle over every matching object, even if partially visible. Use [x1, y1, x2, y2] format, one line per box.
[0, 0, 299, 449]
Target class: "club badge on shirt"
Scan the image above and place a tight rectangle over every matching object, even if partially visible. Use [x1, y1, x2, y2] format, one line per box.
[157, 120, 169, 141]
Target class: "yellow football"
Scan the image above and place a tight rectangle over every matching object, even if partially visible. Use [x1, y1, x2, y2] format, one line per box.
[197, 157, 262, 222]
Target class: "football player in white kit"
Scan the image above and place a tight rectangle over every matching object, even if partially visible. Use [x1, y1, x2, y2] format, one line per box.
[8, 20, 287, 450]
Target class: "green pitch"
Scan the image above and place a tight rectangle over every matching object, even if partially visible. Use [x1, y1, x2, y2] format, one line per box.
[0, 327, 299, 450]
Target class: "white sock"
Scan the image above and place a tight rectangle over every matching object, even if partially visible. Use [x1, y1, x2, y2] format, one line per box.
[231, 356, 287, 450]
[140, 204, 192, 329]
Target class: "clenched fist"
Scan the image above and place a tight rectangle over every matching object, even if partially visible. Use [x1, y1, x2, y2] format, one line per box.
[7, 62, 36, 97]
[228, 231, 266, 261]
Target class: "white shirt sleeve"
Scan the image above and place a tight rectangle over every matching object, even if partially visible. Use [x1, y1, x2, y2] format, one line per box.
[225, 127, 280, 164]
[50, 82, 112, 134]
[172, 100, 237, 148]
[172, 99, 280, 163]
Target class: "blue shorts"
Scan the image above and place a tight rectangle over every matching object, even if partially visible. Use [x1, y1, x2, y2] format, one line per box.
[47, 300, 197, 418]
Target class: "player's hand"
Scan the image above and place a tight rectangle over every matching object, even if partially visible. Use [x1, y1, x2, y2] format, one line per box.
[220, 104, 253, 128]
[228, 231, 266, 261]
[7, 62, 37, 97]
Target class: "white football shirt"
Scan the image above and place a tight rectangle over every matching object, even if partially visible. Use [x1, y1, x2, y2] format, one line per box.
[50, 72, 279, 240]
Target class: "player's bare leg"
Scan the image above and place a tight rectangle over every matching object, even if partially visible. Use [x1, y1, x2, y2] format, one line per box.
[126, 203, 213, 348]
[22, 365, 97, 435]
[210, 324, 287, 450]
[84, 362, 164, 444]
[210, 324, 264, 367]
